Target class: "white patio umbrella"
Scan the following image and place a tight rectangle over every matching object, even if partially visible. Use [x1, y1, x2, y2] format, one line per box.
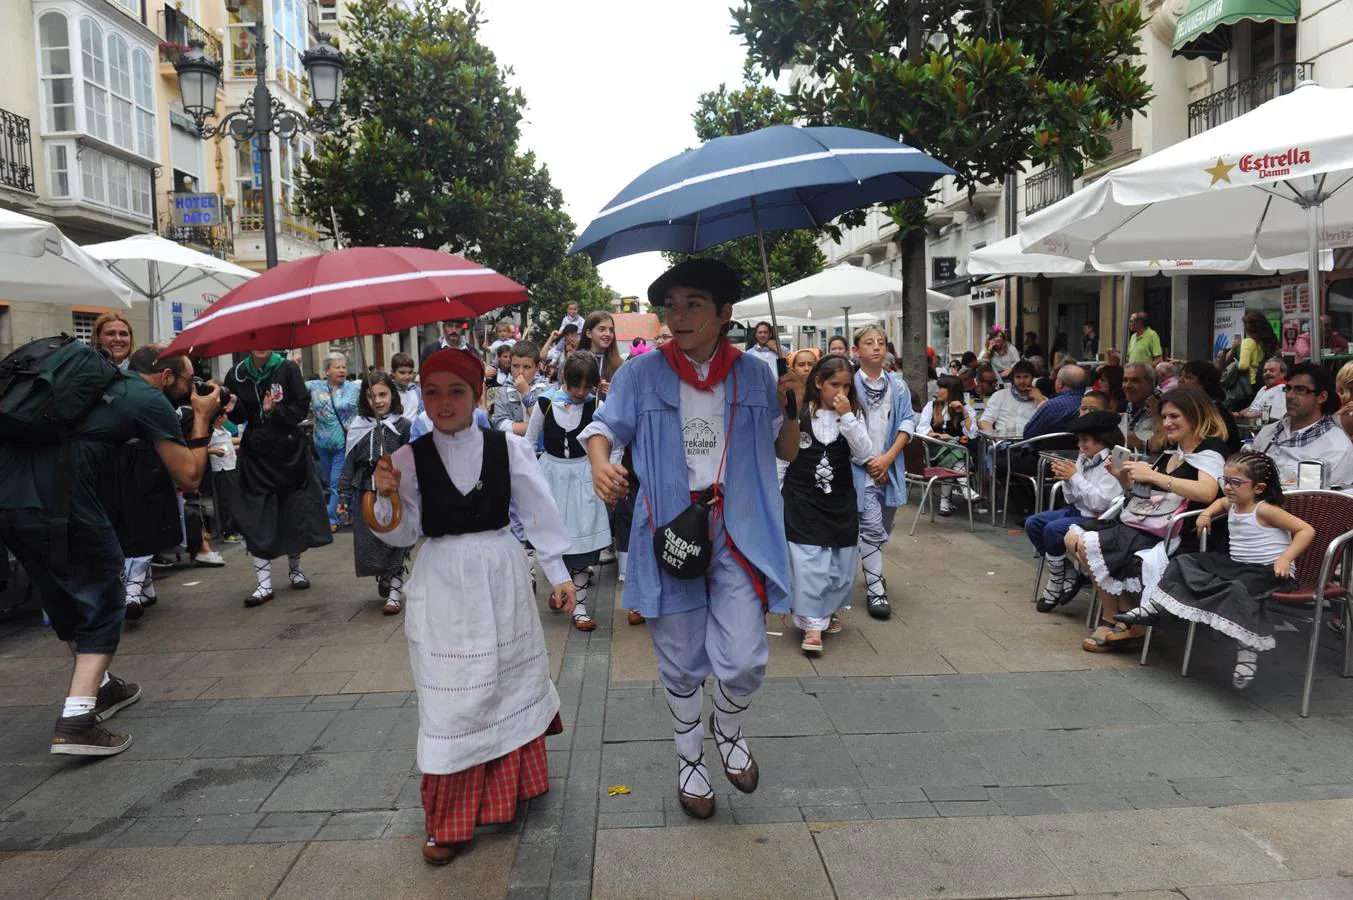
[970, 234, 1331, 277]
[84, 234, 256, 342]
[0, 208, 133, 308]
[1017, 81, 1353, 357]
[739, 263, 947, 334]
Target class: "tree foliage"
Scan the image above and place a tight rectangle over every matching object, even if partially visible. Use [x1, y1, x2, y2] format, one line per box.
[732, 0, 1151, 395]
[664, 66, 825, 300]
[527, 253, 618, 338]
[297, 0, 612, 329]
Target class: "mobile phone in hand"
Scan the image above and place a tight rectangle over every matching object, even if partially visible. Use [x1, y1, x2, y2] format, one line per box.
[1111, 446, 1132, 470]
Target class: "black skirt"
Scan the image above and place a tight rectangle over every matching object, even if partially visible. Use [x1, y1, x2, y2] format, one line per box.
[1151, 552, 1296, 651]
[233, 452, 333, 560]
[1074, 519, 1162, 597]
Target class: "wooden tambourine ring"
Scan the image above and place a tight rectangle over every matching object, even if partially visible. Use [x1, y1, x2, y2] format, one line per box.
[361, 454, 402, 534]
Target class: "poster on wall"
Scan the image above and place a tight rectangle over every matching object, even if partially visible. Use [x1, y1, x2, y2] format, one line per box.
[1212, 298, 1246, 357]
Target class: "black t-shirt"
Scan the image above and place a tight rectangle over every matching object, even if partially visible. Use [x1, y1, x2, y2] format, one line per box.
[1154, 436, 1227, 550]
[0, 372, 184, 528]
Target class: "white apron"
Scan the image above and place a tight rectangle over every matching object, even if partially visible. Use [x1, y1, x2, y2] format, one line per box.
[404, 526, 559, 774]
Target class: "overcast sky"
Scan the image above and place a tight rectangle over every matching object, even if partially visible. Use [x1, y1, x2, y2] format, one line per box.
[477, 0, 751, 299]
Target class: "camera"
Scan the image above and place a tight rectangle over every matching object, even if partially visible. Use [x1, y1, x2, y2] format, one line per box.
[193, 376, 231, 415]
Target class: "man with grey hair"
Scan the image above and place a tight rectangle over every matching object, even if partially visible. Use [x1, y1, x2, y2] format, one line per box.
[1023, 364, 1090, 439]
[1241, 357, 1288, 424]
[1122, 362, 1157, 451]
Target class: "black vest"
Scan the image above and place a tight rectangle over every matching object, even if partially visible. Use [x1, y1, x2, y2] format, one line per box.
[411, 429, 511, 537]
[539, 397, 594, 459]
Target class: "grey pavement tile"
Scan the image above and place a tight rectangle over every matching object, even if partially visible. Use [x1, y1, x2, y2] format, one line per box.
[116, 713, 221, 761]
[1013, 682, 1167, 729]
[187, 812, 266, 830]
[395, 772, 421, 808]
[571, 725, 603, 750]
[820, 689, 946, 734]
[933, 799, 1004, 817]
[1187, 719, 1349, 780]
[126, 755, 297, 818]
[203, 698, 265, 715]
[927, 684, 1059, 732]
[315, 811, 395, 841]
[247, 824, 321, 842]
[547, 839, 596, 886]
[505, 887, 550, 900]
[0, 818, 73, 840]
[842, 732, 991, 788]
[108, 816, 195, 848]
[730, 785, 865, 808]
[802, 803, 872, 822]
[306, 707, 418, 753]
[1078, 725, 1240, 782]
[863, 785, 928, 803]
[520, 809, 563, 844]
[545, 883, 592, 900]
[259, 811, 330, 828]
[508, 842, 556, 888]
[1183, 877, 1353, 900]
[922, 785, 990, 802]
[661, 795, 736, 826]
[259, 750, 410, 812]
[6, 759, 175, 820]
[989, 786, 1072, 816]
[41, 817, 134, 850]
[815, 816, 1073, 899]
[0, 834, 49, 851]
[728, 805, 804, 824]
[865, 801, 938, 819]
[0, 761, 64, 811]
[547, 750, 570, 778]
[382, 806, 424, 839]
[176, 827, 255, 845]
[191, 710, 338, 758]
[353, 691, 412, 708]
[307, 694, 359, 708]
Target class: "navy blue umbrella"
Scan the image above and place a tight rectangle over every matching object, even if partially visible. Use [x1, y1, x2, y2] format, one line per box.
[570, 125, 954, 329]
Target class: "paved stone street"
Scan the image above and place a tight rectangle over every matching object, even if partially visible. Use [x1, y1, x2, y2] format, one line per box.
[2, 519, 1353, 898]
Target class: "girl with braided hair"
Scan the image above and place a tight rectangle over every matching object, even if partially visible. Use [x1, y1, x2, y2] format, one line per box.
[1115, 449, 1314, 689]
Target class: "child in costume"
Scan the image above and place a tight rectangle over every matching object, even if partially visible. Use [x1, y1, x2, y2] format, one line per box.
[852, 325, 916, 619]
[525, 351, 611, 631]
[583, 259, 800, 820]
[370, 348, 575, 866]
[783, 355, 872, 653]
[1026, 410, 1124, 612]
[337, 370, 413, 615]
[1115, 449, 1313, 688]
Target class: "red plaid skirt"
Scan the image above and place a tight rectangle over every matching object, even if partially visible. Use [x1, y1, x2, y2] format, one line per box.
[422, 731, 552, 844]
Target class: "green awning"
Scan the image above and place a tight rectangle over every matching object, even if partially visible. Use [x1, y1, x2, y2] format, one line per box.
[1173, 0, 1300, 61]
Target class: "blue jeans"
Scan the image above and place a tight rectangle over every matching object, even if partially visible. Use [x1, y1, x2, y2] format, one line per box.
[316, 446, 346, 527]
[1024, 506, 1088, 556]
[0, 509, 125, 653]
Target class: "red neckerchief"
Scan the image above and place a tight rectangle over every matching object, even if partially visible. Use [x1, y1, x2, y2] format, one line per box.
[659, 337, 741, 391]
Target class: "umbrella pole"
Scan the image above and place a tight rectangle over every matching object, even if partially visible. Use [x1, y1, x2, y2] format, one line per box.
[147, 262, 162, 343]
[842, 307, 851, 340]
[749, 196, 780, 346]
[1307, 201, 1323, 361]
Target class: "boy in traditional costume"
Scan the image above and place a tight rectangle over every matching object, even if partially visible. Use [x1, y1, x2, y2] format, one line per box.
[370, 348, 575, 865]
[583, 259, 801, 819]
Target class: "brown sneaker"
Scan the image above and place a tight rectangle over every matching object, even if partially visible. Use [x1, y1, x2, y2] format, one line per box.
[94, 675, 142, 722]
[50, 712, 132, 757]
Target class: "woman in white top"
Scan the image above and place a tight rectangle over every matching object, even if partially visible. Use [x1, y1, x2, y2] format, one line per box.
[980, 327, 1021, 379]
[919, 374, 978, 516]
[1116, 449, 1314, 689]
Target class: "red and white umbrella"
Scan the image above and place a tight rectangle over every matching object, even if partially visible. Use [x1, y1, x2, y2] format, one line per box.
[160, 246, 527, 358]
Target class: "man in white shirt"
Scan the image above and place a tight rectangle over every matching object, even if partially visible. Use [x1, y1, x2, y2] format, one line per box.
[978, 360, 1039, 436]
[744, 321, 781, 376]
[1241, 357, 1288, 424]
[1251, 363, 1353, 487]
[1120, 363, 1158, 452]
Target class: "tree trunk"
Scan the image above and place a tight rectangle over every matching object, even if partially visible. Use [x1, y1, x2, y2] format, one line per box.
[899, 204, 928, 411]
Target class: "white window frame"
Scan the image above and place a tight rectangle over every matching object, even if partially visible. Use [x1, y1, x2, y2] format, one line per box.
[48, 143, 70, 197]
[70, 143, 153, 222]
[107, 33, 133, 152]
[132, 48, 155, 159]
[80, 17, 109, 141]
[38, 11, 76, 134]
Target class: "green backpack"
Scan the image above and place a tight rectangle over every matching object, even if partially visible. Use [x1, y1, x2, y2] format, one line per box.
[0, 335, 120, 441]
[0, 335, 121, 566]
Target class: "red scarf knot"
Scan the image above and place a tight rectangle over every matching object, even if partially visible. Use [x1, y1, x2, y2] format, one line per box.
[659, 337, 741, 391]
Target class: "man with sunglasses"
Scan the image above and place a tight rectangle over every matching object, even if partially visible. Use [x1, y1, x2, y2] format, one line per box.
[1251, 363, 1353, 487]
[0, 344, 216, 758]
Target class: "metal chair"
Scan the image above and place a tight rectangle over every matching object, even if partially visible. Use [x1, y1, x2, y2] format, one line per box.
[1135, 509, 1209, 666]
[999, 432, 1077, 527]
[909, 433, 976, 535]
[1180, 490, 1353, 718]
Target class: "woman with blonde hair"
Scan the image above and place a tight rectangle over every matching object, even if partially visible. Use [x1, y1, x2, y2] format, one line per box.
[1335, 361, 1353, 438]
[92, 313, 135, 370]
[1065, 387, 1226, 653]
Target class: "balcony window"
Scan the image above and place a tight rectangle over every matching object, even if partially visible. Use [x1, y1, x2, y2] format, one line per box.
[47, 143, 69, 197]
[39, 12, 76, 132]
[71, 143, 152, 219]
[80, 18, 109, 141]
[133, 50, 154, 158]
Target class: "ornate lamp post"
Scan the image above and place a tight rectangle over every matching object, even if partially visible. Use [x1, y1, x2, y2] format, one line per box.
[174, 27, 344, 268]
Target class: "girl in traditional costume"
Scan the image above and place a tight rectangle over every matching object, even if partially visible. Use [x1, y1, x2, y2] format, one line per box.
[369, 348, 574, 866]
[337, 370, 412, 615]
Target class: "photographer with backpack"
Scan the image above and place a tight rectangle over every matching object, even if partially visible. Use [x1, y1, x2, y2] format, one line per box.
[0, 337, 218, 757]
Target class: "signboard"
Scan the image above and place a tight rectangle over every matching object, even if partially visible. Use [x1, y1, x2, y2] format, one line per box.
[1212, 298, 1246, 356]
[618, 296, 640, 313]
[251, 139, 262, 189]
[970, 283, 1002, 304]
[169, 192, 223, 227]
[932, 256, 957, 283]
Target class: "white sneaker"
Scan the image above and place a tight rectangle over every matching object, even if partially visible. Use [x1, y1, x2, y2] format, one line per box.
[193, 550, 226, 567]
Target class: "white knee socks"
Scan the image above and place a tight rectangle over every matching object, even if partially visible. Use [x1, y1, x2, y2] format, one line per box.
[569, 568, 591, 620]
[387, 571, 405, 605]
[665, 683, 712, 797]
[860, 540, 886, 600]
[711, 681, 753, 774]
[251, 556, 273, 592]
[1042, 554, 1067, 600]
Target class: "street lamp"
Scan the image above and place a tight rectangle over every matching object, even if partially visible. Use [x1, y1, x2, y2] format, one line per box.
[174, 33, 344, 268]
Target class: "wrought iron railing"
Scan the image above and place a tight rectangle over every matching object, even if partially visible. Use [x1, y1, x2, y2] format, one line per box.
[159, 7, 223, 66]
[1025, 166, 1073, 215]
[0, 108, 35, 194]
[160, 210, 235, 259]
[1188, 62, 1313, 136]
[236, 211, 321, 244]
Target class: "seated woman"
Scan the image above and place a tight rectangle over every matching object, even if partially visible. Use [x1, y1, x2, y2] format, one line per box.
[1177, 360, 1242, 454]
[1065, 388, 1226, 652]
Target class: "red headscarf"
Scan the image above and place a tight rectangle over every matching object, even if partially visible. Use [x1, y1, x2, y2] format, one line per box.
[421, 348, 485, 397]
